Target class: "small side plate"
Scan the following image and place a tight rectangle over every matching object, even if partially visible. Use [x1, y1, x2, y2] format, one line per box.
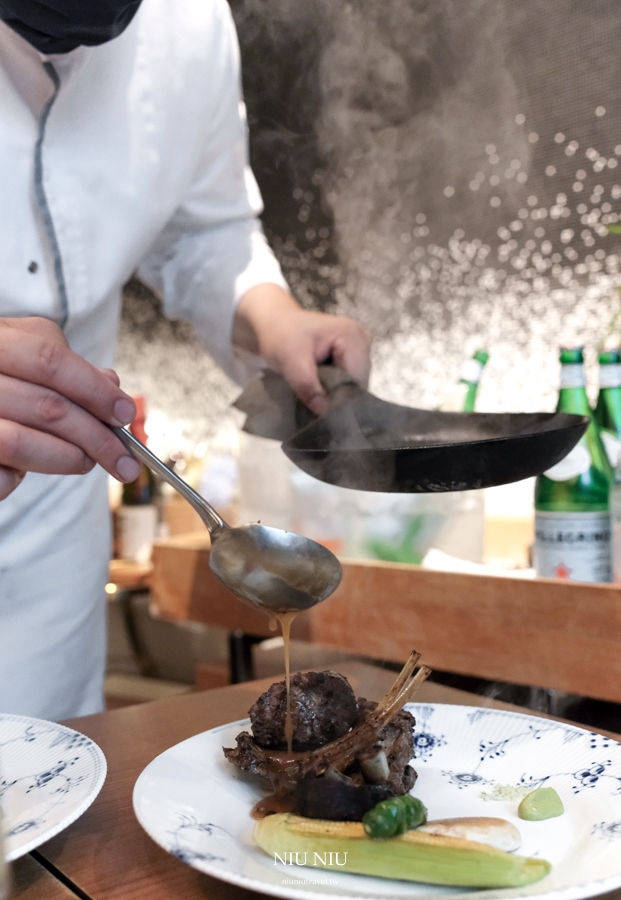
[0, 713, 106, 861]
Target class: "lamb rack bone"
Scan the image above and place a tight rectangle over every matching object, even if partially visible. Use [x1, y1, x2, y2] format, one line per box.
[304, 663, 431, 778]
[255, 653, 430, 785]
[374, 651, 420, 716]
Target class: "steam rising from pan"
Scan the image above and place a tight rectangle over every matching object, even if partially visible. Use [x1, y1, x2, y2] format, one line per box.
[116, 3, 621, 442]
[234, 0, 621, 414]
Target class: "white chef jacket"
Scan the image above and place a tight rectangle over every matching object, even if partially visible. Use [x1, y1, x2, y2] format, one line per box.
[0, 0, 288, 721]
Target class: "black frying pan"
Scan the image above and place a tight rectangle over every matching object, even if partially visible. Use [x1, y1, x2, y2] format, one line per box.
[234, 367, 588, 493]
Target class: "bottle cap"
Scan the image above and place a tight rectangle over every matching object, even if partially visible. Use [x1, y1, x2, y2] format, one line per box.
[599, 349, 621, 365]
[559, 347, 584, 364]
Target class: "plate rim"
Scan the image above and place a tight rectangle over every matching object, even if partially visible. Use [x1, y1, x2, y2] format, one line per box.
[1, 712, 107, 862]
[132, 703, 621, 900]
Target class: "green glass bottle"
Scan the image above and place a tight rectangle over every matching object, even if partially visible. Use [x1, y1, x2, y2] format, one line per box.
[461, 349, 490, 413]
[440, 350, 489, 412]
[597, 350, 621, 581]
[534, 348, 611, 582]
[594, 349, 621, 470]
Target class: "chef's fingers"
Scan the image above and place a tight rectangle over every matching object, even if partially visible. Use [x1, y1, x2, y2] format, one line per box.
[0, 419, 96, 476]
[327, 323, 372, 389]
[281, 317, 372, 414]
[280, 352, 330, 416]
[0, 318, 136, 427]
[100, 368, 121, 386]
[0, 465, 25, 501]
[0, 375, 142, 482]
[235, 287, 372, 414]
[6, 316, 64, 338]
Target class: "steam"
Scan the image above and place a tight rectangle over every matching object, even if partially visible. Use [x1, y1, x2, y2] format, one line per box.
[233, 0, 621, 413]
[117, 1, 621, 443]
[316, 0, 530, 315]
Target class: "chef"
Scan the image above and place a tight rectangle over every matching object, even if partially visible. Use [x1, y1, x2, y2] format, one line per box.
[0, 0, 370, 721]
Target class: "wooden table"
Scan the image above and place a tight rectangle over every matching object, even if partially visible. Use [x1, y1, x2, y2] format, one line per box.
[11, 661, 621, 900]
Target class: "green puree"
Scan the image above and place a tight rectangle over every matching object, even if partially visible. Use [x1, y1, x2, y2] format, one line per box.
[518, 788, 564, 821]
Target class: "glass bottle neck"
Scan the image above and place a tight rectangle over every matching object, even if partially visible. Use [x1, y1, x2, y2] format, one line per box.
[599, 364, 621, 389]
[557, 389, 592, 416]
[557, 364, 591, 416]
[560, 363, 586, 389]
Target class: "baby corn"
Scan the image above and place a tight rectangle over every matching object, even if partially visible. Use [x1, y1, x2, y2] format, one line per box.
[254, 814, 551, 888]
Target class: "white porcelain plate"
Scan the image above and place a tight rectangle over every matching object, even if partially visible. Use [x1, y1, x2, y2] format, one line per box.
[133, 704, 621, 900]
[0, 714, 106, 861]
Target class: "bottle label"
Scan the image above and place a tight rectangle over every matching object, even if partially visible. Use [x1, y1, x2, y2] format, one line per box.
[439, 382, 469, 412]
[601, 430, 621, 468]
[534, 511, 611, 582]
[117, 505, 158, 562]
[560, 364, 586, 388]
[543, 443, 591, 481]
[599, 364, 621, 388]
[460, 359, 483, 384]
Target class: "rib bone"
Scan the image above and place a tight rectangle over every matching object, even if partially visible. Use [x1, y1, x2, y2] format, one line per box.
[307, 663, 431, 777]
[374, 651, 421, 716]
[258, 653, 431, 787]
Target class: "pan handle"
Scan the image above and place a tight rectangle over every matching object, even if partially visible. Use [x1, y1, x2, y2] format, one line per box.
[317, 363, 359, 394]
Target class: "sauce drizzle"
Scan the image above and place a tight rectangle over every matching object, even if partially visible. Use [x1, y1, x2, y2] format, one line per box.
[276, 611, 298, 753]
[251, 790, 295, 820]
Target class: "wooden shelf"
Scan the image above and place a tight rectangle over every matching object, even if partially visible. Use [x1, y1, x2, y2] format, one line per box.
[150, 533, 621, 704]
[108, 558, 153, 591]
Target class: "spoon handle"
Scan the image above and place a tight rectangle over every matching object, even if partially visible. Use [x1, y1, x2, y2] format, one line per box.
[111, 426, 226, 535]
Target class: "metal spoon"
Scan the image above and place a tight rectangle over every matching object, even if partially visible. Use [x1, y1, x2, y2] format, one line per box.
[111, 426, 343, 613]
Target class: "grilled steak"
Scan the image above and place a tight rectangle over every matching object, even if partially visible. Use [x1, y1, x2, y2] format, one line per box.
[355, 700, 417, 795]
[223, 671, 417, 816]
[249, 670, 359, 751]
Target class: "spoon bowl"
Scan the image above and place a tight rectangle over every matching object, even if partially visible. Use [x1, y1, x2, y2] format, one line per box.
[208, 523, 342, 612]
[111, 426, 342, 613]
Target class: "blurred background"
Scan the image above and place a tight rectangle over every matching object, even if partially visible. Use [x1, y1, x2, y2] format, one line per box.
[106, 0, 621, 721]
[118, 0, 621, 432]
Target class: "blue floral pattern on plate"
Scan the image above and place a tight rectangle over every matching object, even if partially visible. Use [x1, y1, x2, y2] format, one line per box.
[411, 705, 447, 761]
[167, 815, 231, 864]
[592, 820, 621, 841]
[0, 714, 106, 861]
[133, 705, 621, 900]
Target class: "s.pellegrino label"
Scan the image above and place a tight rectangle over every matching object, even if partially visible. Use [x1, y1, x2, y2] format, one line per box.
[535, 347, 612, 582]
[534, 511, 612, 583]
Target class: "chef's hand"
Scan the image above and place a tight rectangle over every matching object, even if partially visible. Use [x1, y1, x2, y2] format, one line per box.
[234, 284, 371, 415]
[0, 317, 142, 500]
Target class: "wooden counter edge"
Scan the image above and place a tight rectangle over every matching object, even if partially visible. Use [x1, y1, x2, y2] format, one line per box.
[149, 536, 621, 703]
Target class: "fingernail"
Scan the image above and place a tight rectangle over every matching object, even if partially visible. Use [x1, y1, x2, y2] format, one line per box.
[308, 394, 328, 416]
[113, 397, 136, 426]
[116, 456, 141, 482]
[0, 468, 22, 497]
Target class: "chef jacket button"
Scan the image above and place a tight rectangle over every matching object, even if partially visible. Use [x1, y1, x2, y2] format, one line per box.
[28, 261, 38, 273]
